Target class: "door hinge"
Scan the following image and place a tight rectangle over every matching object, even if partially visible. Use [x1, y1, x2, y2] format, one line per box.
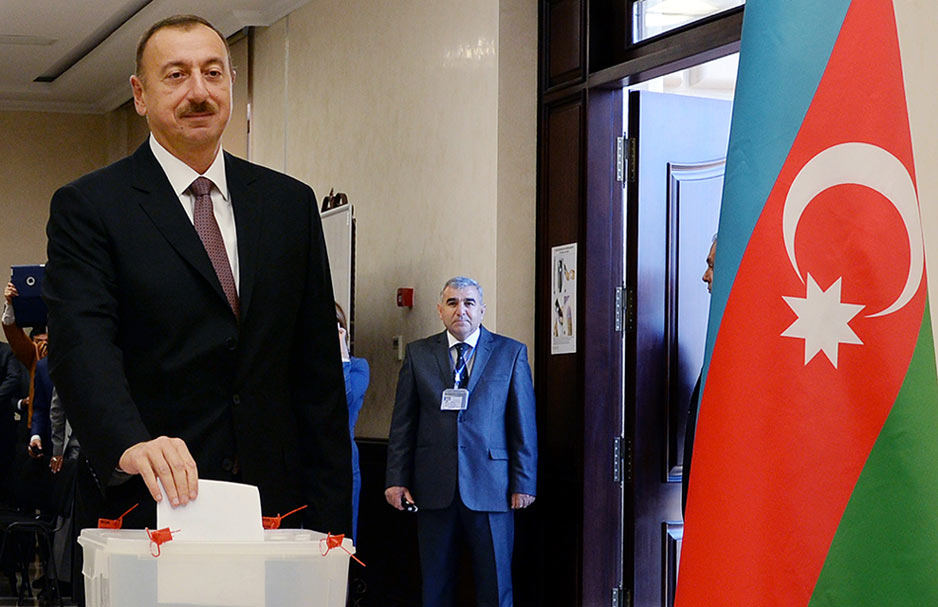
[615, 285, 635, 333]
[627, 136, 637, 183]
[614, 436, 631, 484]
[612, 586, 629, 607]
[616, 136, 625, 183]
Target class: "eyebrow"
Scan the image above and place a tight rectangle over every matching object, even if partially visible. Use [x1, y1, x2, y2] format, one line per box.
[159, 57, 227, 72]
[446, 297, 476, 304]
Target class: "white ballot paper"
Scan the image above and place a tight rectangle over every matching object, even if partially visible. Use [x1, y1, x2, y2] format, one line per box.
[156, 480, 265, 606]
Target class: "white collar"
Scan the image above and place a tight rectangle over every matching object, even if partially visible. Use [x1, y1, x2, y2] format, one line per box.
[447, 327, 481, 350]
[149, 134, 228, 200]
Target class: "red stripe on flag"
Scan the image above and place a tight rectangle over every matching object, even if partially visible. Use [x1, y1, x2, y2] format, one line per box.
[677, 1, 923, 605]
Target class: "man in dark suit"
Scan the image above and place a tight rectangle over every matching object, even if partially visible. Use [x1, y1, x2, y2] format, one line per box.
[385, 277, 537, 607]
[43, 15, 350, 538]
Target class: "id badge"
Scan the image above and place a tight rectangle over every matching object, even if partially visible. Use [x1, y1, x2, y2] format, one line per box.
[441, 388, 469, 411]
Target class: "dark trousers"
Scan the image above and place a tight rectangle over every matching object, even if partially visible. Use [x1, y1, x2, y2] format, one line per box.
[417, 494, 514, 607]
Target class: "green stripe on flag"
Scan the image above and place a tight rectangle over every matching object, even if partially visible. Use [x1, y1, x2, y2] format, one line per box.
[809, 302, 938, 606]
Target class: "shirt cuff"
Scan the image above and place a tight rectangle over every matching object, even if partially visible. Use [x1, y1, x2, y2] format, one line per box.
[1, 303, 14, 326]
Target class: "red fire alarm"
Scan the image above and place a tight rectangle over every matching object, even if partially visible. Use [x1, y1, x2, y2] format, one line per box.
[397, 287, 414, 308]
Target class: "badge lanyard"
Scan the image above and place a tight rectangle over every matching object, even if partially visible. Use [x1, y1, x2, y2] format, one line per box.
[442, 344, 473, 411]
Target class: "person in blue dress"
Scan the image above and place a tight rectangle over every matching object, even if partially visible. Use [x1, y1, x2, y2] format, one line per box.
[336, 303, 369, 542]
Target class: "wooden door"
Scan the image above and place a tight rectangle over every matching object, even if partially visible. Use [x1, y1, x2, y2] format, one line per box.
[624, 90, 731, 607]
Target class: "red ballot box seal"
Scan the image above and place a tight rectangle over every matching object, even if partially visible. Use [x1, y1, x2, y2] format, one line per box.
[145, 527, 180, 557]
[320, 532, 365, 567]
[98, 503, 139, 529]
[262, 504, 308, 529]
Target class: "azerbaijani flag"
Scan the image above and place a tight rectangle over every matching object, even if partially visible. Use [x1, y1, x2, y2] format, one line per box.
[676, 1, 938, 605]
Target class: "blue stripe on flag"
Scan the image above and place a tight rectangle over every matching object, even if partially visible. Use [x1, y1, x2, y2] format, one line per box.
[702, 0, 853, 381]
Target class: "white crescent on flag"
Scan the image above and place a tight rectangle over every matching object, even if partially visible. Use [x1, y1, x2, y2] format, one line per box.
[782, 141, 922, 318]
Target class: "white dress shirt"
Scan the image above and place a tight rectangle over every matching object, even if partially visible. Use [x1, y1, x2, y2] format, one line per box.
[446, 328, 481, 377]
[148, 135, 239, 290]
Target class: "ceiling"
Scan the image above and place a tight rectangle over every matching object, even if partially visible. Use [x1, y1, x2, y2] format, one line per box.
[0, 0, 310, 114]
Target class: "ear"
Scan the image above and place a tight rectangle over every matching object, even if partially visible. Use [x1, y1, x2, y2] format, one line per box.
[130, 75, 147, 117]
[437, 302, 445, 321]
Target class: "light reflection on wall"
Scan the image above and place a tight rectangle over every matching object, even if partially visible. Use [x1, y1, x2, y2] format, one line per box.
[443, 38, 496, 68]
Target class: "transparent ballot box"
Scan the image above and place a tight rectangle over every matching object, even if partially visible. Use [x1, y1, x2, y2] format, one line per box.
[78, 528, 353, 607]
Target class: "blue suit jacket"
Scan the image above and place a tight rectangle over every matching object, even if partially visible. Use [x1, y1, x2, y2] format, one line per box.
[386, 326, 537, 512]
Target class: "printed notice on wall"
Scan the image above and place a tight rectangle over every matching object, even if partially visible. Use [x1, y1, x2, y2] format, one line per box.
[551, 243, 577, 355]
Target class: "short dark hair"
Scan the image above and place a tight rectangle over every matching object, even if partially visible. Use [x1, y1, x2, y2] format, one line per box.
[135, 14, 231, 78]
[28, 326, 47, 339]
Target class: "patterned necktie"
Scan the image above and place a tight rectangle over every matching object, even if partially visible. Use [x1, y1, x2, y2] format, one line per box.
[189, 177, 239, 318]
[454, 342, 471, 388]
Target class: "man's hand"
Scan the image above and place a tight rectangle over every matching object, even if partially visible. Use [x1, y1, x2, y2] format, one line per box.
[510, 493, 535, 509]
[27, 436, 43, 459]
[384, 485, 415, 511]
[4, 282, 17, 304]
[118, 436, 198, 507]
[50, 455, 63, 473]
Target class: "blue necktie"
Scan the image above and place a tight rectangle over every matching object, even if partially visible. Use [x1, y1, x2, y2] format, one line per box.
[454, 342, 471, 388]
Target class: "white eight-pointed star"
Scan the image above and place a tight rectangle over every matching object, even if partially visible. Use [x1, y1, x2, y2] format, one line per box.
[781, 274, 864, 368]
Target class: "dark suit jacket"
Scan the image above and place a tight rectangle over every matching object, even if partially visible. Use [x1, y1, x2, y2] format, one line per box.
[386, 326, 537, 512]
[0, 342, 26, 487]
[43, 141, 351, 534]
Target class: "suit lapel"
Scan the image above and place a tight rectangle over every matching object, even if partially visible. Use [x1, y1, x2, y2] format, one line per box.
[433, 331, 455, 388]
[225, 154, 262, 321]
[132, 143, 230, 310]
[466, 326, 493, 393]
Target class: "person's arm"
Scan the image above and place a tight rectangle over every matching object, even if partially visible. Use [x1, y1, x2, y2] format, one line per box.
[385, 343, 418, 510]
[344, 358, 370, 431]
[29, 371, 51, 458]
[44, 183, 197, 506]
[506, 343, 538, 508]
[290, 185, 352, 535]
[2, 283, 37, 369]
[50, 389, 66, 456]
[49, 389, 67, 473]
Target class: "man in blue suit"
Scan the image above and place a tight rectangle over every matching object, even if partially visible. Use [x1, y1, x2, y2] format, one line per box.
[385, 276, 537, 607]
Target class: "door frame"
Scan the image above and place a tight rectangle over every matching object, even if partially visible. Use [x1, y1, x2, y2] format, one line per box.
[537, 4, 743, 605]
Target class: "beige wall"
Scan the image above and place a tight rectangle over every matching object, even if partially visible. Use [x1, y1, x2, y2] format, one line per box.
[0, 111, 109, 329]
[251, 0, 537, 438]
[104, 100, 150, 164]
[896, 2, 938, 363]
[224, 36, 250, 159]
[0, 103, 148, 341]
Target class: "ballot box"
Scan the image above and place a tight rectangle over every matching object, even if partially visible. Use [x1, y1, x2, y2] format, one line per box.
[79, 528, 353, 607]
